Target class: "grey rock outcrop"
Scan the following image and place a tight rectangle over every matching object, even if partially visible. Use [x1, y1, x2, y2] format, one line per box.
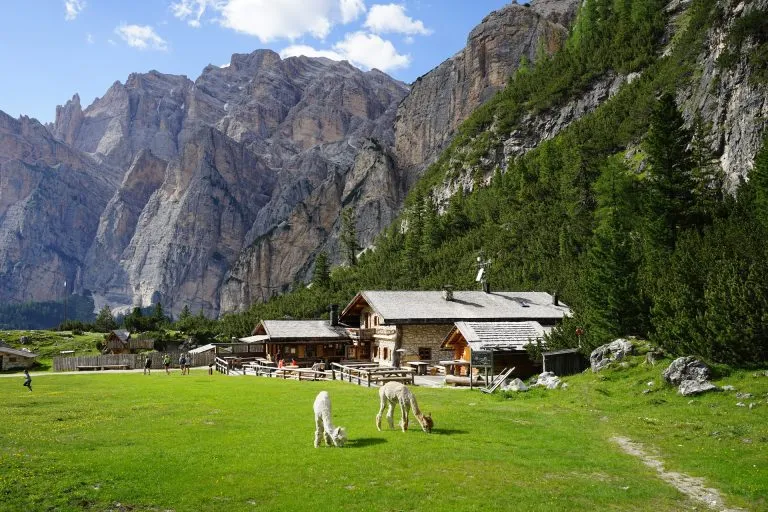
[590, 338, 634, 372]
[393, 0, 577, 181]
[502, 377, 529, 392]
[681, 0, 768, 188]
[678, 380, 718, 396]
[663, 356, 711, 386]
[532, 371, 562, 389]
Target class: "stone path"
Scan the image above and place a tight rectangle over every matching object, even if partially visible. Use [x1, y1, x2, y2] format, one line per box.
[611, 436, 745, 512]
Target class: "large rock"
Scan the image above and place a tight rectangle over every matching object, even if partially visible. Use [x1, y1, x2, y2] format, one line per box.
[532, 371, 561, 389]
[590, 338, 634, 372]
[678, 379, 718, 396]
[663, 356, 711, 386]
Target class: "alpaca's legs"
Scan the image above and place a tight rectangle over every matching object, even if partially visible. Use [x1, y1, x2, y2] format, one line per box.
[399, 400, 409, 431]
[386, 401, 395, 430]
[376, 396, 387, 431]
[324, 429, 334, 446]
[314, 415, 324, 448]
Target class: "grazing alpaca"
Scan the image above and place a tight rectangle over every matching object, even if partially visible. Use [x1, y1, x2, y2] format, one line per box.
[376, 381, 433, 433]
[313, 391, 347, 448]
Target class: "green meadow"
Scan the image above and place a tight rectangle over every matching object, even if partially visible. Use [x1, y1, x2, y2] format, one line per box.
[1, 360, 766, 511]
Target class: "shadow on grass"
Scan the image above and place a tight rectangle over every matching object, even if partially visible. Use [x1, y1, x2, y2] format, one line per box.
[431, 428, 469, 436]
[346, 437, 387, 448]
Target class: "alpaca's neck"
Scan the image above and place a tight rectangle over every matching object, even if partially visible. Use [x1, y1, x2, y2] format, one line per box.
[407, 390, 423, 417]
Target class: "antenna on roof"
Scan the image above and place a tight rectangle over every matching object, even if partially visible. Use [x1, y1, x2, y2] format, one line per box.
[475, 251, 491, 293]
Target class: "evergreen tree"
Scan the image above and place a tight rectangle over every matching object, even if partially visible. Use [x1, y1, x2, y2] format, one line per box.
[312, 252, 331, 288]
[404, 192, 425, 278]
[642, 93, 696, 251]
[179, 305, 192, 322]
[750, 136, 768, 230]
[340, 208, 359, 266]
[94, 305, 118, 333]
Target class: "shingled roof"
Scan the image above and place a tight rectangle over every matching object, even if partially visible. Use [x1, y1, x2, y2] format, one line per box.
[253, 320, 351, 342]
[341, 291, 570, 325]
[442, 321, 548, 351]
[0, 345, 39, 358]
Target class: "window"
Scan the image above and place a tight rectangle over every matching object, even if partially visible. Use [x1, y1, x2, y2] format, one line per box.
[418, 347, 432, 361]
[383, 348, 389, 361]
[374, 316, 379, 326]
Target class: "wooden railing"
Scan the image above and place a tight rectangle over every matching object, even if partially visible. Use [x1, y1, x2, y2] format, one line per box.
[330, 362, 415, 387]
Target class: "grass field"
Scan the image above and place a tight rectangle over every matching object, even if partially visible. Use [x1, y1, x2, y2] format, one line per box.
[1, 358, 766, 512]
[0, 330, 103, 370]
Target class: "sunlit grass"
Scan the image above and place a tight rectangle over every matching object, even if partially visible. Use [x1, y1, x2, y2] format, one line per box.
[1, 359, 766, 511]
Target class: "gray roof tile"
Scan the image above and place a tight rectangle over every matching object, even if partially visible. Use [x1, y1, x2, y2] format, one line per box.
[361, 291, 570, 324]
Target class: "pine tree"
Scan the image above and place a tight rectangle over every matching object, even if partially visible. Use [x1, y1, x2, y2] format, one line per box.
[751, 136, 768, 231]
[643, 92, 696, 251]
[312, 251, 331, 288]
[94, 305, 118, 333]
[340, 208, 359, 266]
[404, 192, 424, 277]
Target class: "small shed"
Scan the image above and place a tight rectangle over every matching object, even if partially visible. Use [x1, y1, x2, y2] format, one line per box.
[0, 343, 39, 371]
[542, 348, 588, 376]
[440, 321, 547, 379]
[103, 330, 131, 354]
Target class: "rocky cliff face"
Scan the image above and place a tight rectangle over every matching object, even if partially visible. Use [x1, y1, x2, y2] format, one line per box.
[0, 112, 118, 303]
[393, 0, 578, 181]
[1, 51, 407, 316]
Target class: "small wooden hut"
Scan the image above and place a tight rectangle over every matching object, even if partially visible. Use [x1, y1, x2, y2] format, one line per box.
[251, 319, 352, 365]
[440, 321, 546, 379]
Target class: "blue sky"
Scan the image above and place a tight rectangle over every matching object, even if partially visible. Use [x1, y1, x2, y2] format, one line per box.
[1, 1, 514, 123]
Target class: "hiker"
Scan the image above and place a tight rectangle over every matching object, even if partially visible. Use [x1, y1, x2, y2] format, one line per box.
[179, 353, 187, 375]
[144, 354, 152, 375]
[163, 354, 171, 374]
[23, 369, 32, 391]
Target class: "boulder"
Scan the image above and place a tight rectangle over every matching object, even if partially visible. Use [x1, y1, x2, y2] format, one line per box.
[502, 378, 529, 392]
[678, 379, 718, 396]
[590, 338, 634, 372]
[532, 371, 561, 389]
[662, 356, 710, 385]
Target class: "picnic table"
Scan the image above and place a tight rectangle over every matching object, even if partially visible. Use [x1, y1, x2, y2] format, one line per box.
[405, 361, 430, 375]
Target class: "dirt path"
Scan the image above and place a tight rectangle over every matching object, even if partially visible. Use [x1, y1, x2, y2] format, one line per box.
[611, 436, 745, 512]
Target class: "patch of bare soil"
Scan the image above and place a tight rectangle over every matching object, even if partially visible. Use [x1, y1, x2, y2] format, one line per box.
[611, 436, 745, 512]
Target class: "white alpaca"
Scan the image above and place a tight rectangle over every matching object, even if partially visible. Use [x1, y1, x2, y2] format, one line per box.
[376, 381, 433, 433]
[313, 391, 347, 448]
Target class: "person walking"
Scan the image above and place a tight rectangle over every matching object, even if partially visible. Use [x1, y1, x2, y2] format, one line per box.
[143, 354, 152, 375]
[22, 369, 32, 391]
[179, 353, 187, 375]
[163, 354, 171, 374]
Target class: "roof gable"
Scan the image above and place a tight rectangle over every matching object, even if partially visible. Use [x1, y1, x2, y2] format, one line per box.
[442, 321, 547, 351]
[257, 320, 351, 342]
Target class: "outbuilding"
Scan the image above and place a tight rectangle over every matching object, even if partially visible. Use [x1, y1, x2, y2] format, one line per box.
[0, 343, 38, 371]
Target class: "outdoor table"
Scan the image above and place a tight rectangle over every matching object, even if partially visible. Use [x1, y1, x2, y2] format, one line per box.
[406, 361, 429, 375]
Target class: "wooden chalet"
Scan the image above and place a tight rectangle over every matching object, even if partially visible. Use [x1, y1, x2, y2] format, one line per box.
[251, 316, 353, 365]
[0, 343, 38, 371]
[339, 290, 570, 368]
[441, 321, 548, 379]
[103, 330, 154, 354]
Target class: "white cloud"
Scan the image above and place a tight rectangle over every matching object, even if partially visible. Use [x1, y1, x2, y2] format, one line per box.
[364, 4, 431, 35]
[115, 25, 169, 51]
[171, 0, 367, 41]
[283, 32, 409, 72]
[333, 31, 410, 71]
[219, 0, 335, 42]
[280, 45, 346, 62]
[340, 0, 366, 23]
[64, 0, 86, 21]
[170, 0, 222, 28]
[86, 33, 94, 44]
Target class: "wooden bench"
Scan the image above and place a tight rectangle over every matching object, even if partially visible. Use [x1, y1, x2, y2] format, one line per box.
[77, 365, 101, 371]
[101, 364, 130, 370]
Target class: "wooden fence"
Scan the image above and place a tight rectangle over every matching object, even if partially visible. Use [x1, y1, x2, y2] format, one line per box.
[53, 351, 215, 372]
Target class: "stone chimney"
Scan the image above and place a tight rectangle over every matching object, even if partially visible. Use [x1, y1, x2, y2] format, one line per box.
[553, 292, 559, 306]
[442, 285, 454, 301]
[329, 304, 339, 326]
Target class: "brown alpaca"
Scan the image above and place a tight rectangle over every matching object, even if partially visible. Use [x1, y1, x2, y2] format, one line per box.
[376, 381, 433, 433]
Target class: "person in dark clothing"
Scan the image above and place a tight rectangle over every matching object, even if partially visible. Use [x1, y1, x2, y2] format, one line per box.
[144, 355, 152, 375]
[23, 369, 32, 391]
